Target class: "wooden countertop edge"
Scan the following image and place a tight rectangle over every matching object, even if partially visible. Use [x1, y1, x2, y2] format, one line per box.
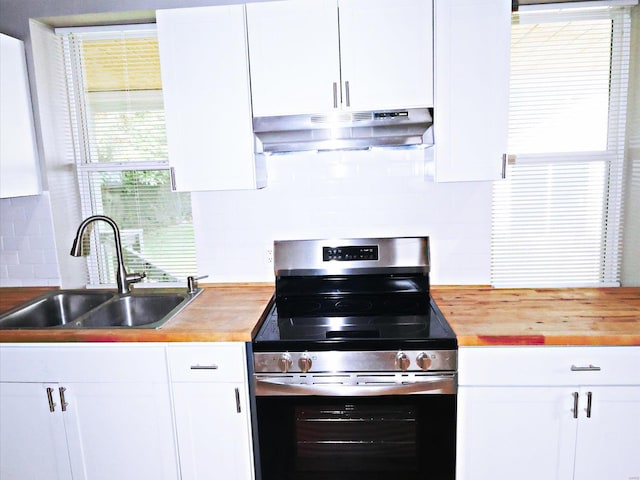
[1, 285, 639, 346]
[457, 334, 640, 347]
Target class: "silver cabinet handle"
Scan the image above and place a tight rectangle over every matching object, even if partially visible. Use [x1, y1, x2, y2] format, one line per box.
[586, 391, 593, 418]
[234, 387, 241, 413]
[169, 167, 177, 191]
[46, 387, 56, 413]
[572, 392, 579, 419]
[59, 387, 69, 412]
[501, 154, 516, 179]
[571, 364, 601, 372]
[332, 82, 338, 108]
[501, 153, 507, 179]
[190, 364, 218, 370]
[344, 80, 351, 107]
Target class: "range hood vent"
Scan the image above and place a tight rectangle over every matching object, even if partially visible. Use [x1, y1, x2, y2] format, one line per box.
[253, 107, 433, 153]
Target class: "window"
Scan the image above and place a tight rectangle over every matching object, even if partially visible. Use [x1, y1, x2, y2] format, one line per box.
[60, 26, 196, 286]
[491, 5, 631, 287]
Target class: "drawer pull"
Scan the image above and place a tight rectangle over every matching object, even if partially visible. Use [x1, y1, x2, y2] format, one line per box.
[570, 364, 601, 372]
[235, 387, 241, 413]
[46, 387, 56, 413]
[190, 365, 219, 370]
[59, 387, 69, 412]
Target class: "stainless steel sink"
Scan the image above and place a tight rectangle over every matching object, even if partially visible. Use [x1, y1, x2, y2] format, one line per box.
[0, 290, 115, 328]
[65, 292, 191, 329]
[0, 288, 202, 329]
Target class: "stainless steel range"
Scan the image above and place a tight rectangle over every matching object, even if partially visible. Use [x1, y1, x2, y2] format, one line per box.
[251, 237, 457, 480]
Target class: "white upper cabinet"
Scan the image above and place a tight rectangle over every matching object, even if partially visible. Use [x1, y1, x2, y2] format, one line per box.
[246, 0, 340, 117]
[246, 0, 433, 117]
[156, 5, 265, 191]
[338, 0, 433, 111]
[433, 0, 510, 182]
[0, 34, 41, 198]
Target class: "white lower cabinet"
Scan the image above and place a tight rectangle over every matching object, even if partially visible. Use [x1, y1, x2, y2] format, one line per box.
[0, 382, 72, 480]
[0, 342, 255, 480]
[168, 343, 255, 480]
[572, 385, 640, 480]
[0, 344, 178, 480]
[456, 346, 640, 480]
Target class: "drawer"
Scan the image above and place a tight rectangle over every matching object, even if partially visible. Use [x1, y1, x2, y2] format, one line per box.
[458, 346, 640, 387]
[167, 342, 247, 383]
[0, 343, 168, 383]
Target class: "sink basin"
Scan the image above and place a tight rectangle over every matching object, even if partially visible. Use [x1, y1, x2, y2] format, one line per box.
[0, 291, 115, 328]
[66, 292, 189, 329]
[0, 288, 201, 329]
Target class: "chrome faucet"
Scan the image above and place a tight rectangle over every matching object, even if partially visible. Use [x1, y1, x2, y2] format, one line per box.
[70, 215, 146, 294]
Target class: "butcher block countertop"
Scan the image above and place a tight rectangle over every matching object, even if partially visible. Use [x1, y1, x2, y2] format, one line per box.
[430, 287, 640, 346]
[0, 285, 638, 346]
[0, 284, 274, 343]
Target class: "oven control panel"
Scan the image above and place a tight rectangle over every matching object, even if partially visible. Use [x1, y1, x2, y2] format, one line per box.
[323, 245, 379, 262]
[254, 350, 457, 374]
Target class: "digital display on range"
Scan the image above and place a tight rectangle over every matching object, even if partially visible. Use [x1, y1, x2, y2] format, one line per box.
[323, 245, 379, 261]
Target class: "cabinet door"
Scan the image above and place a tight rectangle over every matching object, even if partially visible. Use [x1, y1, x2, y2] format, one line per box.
[60, 381, 178, 480]
[573, 386, 640, 480]
[157, 5, 261, 191]
[338, 0, 433, 110]
[172, 383, 254, 480]
[456, 386, 577, 480]
[0, 383, 72, 480]
[0, 34, 40, 198]
[433, 0, 510, 182]
[246, 0, 340, 117]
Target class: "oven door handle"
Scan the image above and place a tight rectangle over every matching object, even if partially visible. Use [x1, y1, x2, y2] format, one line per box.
[255, 374, 457, 396]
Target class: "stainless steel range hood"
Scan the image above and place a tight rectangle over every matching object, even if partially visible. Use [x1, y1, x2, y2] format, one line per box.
[253, 107, 433, 153]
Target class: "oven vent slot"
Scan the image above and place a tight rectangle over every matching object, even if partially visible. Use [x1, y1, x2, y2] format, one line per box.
[356, 374, 397, 385]
[308, 375, 351, 385]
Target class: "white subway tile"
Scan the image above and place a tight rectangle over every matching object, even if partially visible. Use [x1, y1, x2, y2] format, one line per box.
[7, 264, 35, 279]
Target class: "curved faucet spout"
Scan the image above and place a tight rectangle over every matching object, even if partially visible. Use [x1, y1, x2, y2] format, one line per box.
[70, 215, 145, 294]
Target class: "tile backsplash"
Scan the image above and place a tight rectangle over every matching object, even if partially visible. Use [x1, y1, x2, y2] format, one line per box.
[0, 192, 60, 286]
[0, 147, 492, 287]
[192, 147, 492, 285]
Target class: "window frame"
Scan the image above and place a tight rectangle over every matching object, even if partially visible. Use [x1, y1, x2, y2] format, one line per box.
[491, 6, 632, 287]
[58, 24, 196, 288]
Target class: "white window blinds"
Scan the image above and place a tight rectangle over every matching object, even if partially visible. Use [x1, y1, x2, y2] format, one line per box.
[60, 26, 196, 286]
[491, 6, 631, 287]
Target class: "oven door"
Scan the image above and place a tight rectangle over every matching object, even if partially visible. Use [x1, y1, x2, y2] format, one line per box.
[254, 373, 456, 480]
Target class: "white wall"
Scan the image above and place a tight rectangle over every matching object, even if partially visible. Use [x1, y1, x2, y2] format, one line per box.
[1, 1, 636, 288]
[0, 7, 492, 288]
[0, 192, 60, 286]
[0, 147, 491, 287]
[192, 148, 491, 285]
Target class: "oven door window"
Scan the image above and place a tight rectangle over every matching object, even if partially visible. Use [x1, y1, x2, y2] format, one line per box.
[256, 395, 456, 480]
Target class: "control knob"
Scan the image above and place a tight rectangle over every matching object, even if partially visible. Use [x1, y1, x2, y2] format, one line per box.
[298, 354, 313, 373]
[395, 352, 411, 371]
[416, 352, 433, 371]
[278, 353, 292, 373]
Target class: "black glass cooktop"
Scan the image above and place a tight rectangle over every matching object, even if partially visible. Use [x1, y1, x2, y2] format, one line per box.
[253, 297, 457, 352]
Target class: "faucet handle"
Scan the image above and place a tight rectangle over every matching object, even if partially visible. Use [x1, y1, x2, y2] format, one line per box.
[187, 275, 208, 294]
[126, 272, 146, 284]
